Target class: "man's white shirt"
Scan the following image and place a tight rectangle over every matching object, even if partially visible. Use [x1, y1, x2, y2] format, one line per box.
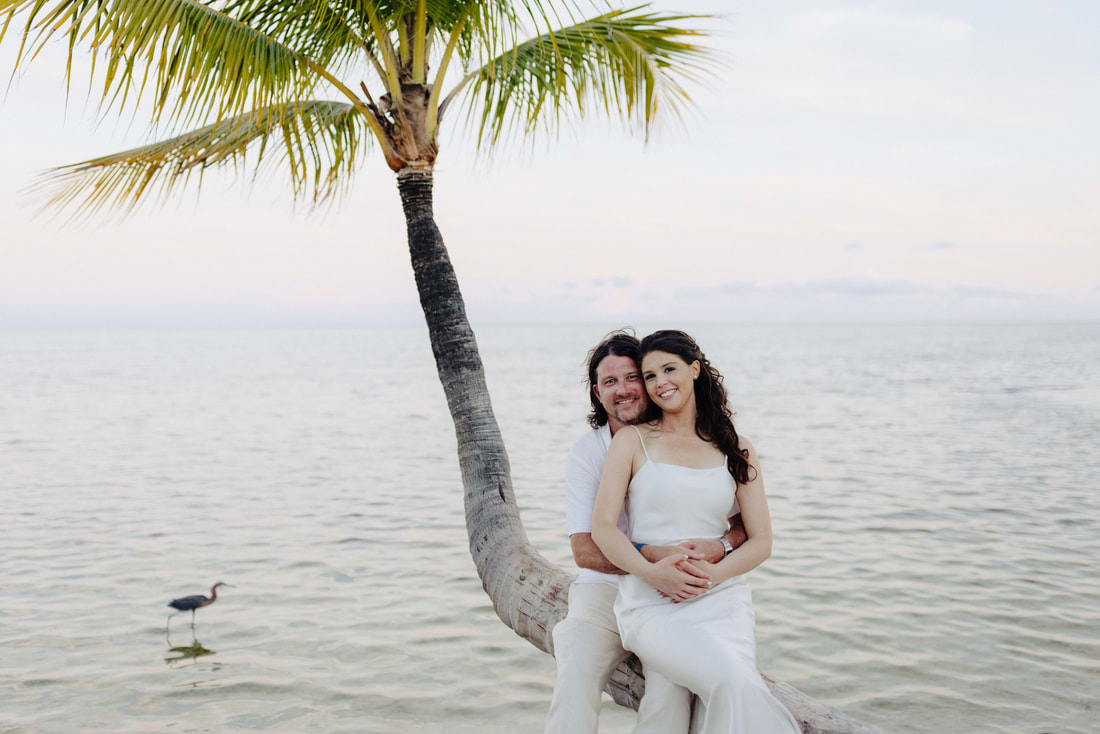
[564, 424, 631, 587]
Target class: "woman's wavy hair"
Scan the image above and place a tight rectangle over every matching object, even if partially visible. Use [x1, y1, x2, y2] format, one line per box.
[585, 329, 642, 429]
[639, 330, 754, 485]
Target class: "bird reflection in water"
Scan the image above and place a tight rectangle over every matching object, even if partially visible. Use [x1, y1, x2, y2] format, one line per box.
[164, 637, 217, 668]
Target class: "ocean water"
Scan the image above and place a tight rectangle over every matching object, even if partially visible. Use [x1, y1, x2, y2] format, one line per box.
[1, 324, 1097, 734]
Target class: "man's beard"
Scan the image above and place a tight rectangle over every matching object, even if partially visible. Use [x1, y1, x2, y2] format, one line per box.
[611, 400, 647, 426]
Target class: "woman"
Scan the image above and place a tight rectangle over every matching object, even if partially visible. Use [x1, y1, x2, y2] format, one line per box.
[591, 330, 799, 734]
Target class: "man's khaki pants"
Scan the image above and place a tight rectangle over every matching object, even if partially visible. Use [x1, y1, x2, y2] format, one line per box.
[544, 582, 692, 734]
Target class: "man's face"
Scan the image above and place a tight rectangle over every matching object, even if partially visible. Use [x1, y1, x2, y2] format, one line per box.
[593, 354, 647, 431]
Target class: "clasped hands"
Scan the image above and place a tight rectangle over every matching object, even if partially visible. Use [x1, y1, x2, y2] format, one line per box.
[639, 538, 726, 603]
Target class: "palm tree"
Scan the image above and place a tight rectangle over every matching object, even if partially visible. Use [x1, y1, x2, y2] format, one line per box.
[2, 1, 880, 730]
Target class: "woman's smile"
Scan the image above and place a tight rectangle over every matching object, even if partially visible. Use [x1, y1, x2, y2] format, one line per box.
[641, 350, 698, 412]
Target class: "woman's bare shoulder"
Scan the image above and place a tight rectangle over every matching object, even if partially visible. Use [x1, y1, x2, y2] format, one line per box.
[609, 426, 633, 443]
[608, 423, 656, 455]
[607, 425, 640, 452]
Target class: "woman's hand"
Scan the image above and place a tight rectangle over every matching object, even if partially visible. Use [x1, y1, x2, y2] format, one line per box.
[642, 554, 712, 602]
[684, 559, 733, 588]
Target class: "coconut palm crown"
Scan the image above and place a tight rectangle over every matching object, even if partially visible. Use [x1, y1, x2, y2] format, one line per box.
[1, 2, 882, 731]
[2, 0, 708, 210]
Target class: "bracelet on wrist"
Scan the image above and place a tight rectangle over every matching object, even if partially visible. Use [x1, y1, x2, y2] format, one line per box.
[633, 542, 646, 553]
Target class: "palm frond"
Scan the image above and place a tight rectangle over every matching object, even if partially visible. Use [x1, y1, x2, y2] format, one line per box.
[220, 0, 379, 77]
[29, 100, 368, 219]
[1, 0, 319, 128]
[450, 5, 712, 148]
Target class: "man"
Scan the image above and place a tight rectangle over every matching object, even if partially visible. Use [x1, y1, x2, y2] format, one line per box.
[545, 330, 748, 734]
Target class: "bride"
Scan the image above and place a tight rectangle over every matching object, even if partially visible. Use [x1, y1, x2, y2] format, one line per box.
[591, 330, 800, 734]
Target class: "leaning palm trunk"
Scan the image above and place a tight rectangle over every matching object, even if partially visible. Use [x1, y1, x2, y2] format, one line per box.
[398, 167, 884, 734]
[397, 166, 576, 651]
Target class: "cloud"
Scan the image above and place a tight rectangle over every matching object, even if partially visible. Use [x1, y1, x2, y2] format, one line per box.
[922, 240, 959, 251]
[653, 275, 1086, 322]
[592, 276, 633, 288]
[951, 284, 1038, 301]
[780, 276, 930, 297]
[676, 281, 761, 299]
[842, 242, 864, 251]
[678, 277, 1050, 304]
[677, 276, 929, 300]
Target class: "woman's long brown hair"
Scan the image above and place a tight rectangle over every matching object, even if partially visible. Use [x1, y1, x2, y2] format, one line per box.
[639, 330, 754, 485]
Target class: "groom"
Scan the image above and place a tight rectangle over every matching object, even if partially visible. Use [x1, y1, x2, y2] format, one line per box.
[544, 330, 748, 734]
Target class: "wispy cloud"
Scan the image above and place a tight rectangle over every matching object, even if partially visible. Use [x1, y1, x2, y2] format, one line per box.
[676, 281, 762, 299]
[671, 276, 1057, 306]
[792, 276, 930, 296]
[952, 284, 1038, 301]
[592, 276, 633, 288]
[678, 276, 930, 299]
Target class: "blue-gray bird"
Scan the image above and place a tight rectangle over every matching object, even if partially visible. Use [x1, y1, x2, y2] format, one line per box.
[167, 582, 234, 628]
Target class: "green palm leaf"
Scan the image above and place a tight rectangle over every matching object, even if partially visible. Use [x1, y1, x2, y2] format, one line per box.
[452, 5, 711, 148]
[30, 100, 365, 218]
[219, 0, 377, 77]
[1, 0, 315, 126]
[3, 1, 715, 214]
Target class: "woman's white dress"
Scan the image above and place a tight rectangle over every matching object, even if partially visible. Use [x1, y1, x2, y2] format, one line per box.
[615, 428, 800, 734]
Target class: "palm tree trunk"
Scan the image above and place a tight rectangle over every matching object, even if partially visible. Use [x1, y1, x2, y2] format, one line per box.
[394, 166, 884, 734]
[396, 166, 575, 654]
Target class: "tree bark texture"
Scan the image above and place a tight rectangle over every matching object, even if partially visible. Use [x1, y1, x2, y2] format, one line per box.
[397, 167, 574, 653]
[396, 166, 884, 734]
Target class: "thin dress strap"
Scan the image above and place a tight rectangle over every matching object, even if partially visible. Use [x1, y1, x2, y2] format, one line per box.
[631, 425, 651, 460]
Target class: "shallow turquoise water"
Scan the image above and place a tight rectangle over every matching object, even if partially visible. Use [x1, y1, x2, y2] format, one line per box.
[2, 324, 1097, 733]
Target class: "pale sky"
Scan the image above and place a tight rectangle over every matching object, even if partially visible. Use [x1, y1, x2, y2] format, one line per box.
[1, 0, 1097, 326]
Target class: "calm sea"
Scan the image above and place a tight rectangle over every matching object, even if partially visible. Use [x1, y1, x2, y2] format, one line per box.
[1, 324, 1097, 734]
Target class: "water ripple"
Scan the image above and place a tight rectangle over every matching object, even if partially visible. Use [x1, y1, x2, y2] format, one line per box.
[2, 324, 1097, 734]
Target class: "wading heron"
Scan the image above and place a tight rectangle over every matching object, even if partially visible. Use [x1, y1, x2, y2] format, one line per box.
[167, 582, 234, 629]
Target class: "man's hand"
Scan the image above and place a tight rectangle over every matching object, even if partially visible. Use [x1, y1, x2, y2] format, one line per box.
[669, 514, 749, 564]
[640, 543, 706, 564]
[677, 538, 726, 564]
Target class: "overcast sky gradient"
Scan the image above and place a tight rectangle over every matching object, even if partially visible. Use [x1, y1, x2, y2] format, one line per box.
[1, 0, 1097, 326]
